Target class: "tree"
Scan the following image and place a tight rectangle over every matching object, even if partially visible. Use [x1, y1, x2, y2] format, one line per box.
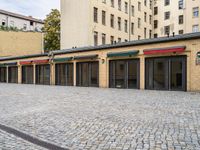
[42, 9, 60, 52]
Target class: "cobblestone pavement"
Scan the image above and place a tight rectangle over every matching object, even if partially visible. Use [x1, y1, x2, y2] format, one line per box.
[0, 83, 200, 150]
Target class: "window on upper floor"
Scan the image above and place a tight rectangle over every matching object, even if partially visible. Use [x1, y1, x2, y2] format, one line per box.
[193, 7, 199, 18]
[154, 20, 158, 29]
[30, 21, 34, 26]
[179, 15, 184, 24]
[125, 20, 128, 32]
[131, 22, 134, 35]
[149, 30, 152, 38]
[131, 5, 134, 17]
[154, 7, 158, 15]
[125, 2, 128, 14]
[2, 19, 6, 26]
[179, 30, 184, 34]
[144, 28, 147, 39]
[178, 0, 183, 9]
[118, 38, 121, 43]
[149, 15, 152, 24]
[102, 33, 106, 45]
[144, 0, 147, 6]
[144, 12, 147, 22]
[193, 25, 199, 32]
[164, 11, 170, 20]
[102, 0, 106, 4]
[111, 0, 114, 7]
[94, 7, 98, 23]
[94, 31, 98, 46]
[154, 33, 158, 38]
[165, 0, 170, 6]
[118, 17, 121, 30]
[138, 35, 141, 40]
[110, 36, 114, 44]
[138, 18, 141, 28]
[110, 14, 114, 28]
[150, 0, 152, 9]
[102, 10, 106, 25]
[118, 0, 121, 10]
[138, 2, 141, 11]
[164, 25, 170, 35]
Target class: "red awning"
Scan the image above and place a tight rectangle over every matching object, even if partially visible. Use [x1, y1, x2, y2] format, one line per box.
[143, 46, 186, 55]
[20, 61, 32, 65]
[32, 59, 49, 64]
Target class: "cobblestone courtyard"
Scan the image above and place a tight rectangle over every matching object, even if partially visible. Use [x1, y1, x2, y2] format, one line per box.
[0, 83, 200, 150]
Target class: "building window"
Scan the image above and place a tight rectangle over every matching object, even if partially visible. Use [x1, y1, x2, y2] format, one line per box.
[10, 21, 14, 27]
[102, 33, 106, 45]
[144, 12, 147, 22]
[118, 0, 121, 10]
[138, 2, 141, 11]
[94, 31, 98, 46]
[154, 7, 158, 15]
[125, 39, 128, 42]
[179, 15, 184, 24]
[150, 0, 152, 9]
[110, 14, 114, 28]
[94, 7, 98, 23]
[102, 0, 106, 4]
[138, 18, 141, 28]
[144, 0, 147, 6]
[110, 36, 114, 44]
[193, 25, 199, 32]
[2, 19, 6, 26]
[111, 0, 114, 7]
[144, 28, 147, 39]
[30, 21, 34, 26]
[118, 17, 121, 30]
[131, 6, 134, 17]
[193, 7, 199, 18]
[125, 2, 128, 14]
[154, 20, 158, 29]
[118, 38, 121, 43]
[165, 0, 170, 6]
[131, 23, 134, 35]
[149, 30, 152, 38]
[125, 20, 128, 32]
[102, 10, 106, 25]
[164, 11, 170, 20]
[179, 0, 183, 9]
[164, 26, 170, 35]
[138, 35, 141, 40]
[179, 30, 184, 34]
[23, 24, 27, 30]
[149, 15, 152, 24]
[154, 34, 158, 38]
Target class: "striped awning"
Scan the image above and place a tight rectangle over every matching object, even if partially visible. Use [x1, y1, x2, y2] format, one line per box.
[20, 61, 33, 65]
[53, 57, 73, 62]
[32, 59, 49, 64]
[74, 54, 98, 60]
[107, 50, 139, 57]
[143, 46, 186, 55]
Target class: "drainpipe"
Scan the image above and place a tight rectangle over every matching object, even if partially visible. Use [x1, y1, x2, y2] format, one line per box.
[129, 0, 131, 41]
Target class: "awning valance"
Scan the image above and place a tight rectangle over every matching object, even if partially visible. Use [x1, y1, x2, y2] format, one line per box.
[107, 50, 139, 57]
[32, 59, 49, 64]
[143, 46, 186, 55]
[74, 54, 98, 60]
[53, 57, 73, 62]
[4, 62, 18, 66]
[0, 64, 6, 67]
[20, 61, 33, 65]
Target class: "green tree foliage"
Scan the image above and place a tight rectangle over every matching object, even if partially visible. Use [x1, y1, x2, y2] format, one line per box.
[42, 9, 60, 52]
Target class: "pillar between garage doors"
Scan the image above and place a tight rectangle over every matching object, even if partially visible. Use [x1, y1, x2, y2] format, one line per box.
[99, 55, 108, 88]
[50, 63, 55, 85]
[18, 65, 22, 84]
[140, 56, 145, 90]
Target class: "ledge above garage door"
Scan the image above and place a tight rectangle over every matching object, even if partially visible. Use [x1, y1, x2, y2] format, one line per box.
[107, 50, 139, 57]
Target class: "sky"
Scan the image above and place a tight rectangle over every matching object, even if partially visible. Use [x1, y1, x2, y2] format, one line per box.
[0, 0, 60, 19]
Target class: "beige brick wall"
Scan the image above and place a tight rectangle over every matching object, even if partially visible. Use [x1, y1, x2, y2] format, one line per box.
[0, 31, 43, 57]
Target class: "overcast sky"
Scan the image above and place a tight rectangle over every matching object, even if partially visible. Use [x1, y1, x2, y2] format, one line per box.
[0, 0, 60, 19]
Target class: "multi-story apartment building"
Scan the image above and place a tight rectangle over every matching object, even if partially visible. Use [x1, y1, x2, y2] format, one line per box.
[61, 0, 200, 49]
[0, 9, 44, 32]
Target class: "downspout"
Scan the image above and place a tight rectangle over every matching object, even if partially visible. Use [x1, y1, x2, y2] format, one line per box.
[129, 0, 131, 41]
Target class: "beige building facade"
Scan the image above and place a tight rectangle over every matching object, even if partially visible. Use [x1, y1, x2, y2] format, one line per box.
[0, 31, 44, 57]
[61, 0, 200, 49]
[0, 32, 200, 92]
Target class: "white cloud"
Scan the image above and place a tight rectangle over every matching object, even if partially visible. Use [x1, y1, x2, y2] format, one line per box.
[0, 0, 60, 19]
